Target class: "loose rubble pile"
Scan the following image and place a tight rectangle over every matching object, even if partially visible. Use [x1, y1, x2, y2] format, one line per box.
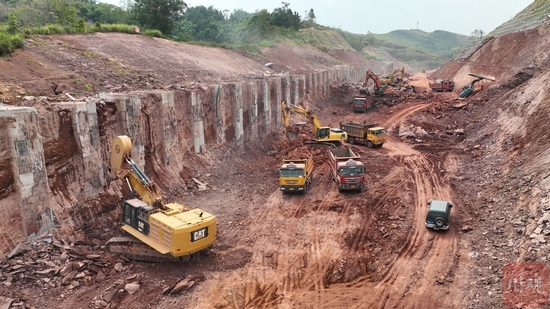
[0, 233, 200, 309]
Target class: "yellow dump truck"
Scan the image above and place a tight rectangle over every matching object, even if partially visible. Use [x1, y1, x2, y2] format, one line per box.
[279, 155, 313, 194]
[339, 121, 387, 148]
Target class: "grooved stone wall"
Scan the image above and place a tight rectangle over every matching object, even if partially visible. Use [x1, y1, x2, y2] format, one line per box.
[0, 64, 368, 253]
[0, 105, 52, 254]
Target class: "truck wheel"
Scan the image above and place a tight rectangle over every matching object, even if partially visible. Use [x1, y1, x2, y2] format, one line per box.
[349, 137, 356, 144]
[302, 186, 307, 195]
[434, 218, 445, 228]
[366, 141, 373, 148]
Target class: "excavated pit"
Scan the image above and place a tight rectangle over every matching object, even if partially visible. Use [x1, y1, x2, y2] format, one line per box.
[2, 22, 550, 308]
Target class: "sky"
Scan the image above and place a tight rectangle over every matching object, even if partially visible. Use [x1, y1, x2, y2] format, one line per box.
[99, 0, 534, 36]
[116, 0, 534, 36]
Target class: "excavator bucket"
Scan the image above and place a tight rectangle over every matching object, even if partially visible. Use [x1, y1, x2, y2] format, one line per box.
[285, 125, 300, 140]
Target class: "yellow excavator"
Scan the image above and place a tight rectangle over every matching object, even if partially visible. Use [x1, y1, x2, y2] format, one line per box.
[106, 135, 217, 261]
[281, 101, 347, 147]
[380, 68, 401, 84]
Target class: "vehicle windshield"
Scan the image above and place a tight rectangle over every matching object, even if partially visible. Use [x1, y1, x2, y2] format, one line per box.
[339, 166, 365, 176]
[372, 129, 386, 136]
[353, 99, 365, 105]
[280, 169, 304, 177]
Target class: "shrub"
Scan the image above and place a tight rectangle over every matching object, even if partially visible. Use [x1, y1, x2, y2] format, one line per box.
[145, 29, 163, 38]
[0, 33, 24, 57]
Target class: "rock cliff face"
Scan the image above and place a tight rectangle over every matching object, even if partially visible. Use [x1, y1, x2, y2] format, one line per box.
[431, 21, 550, 307]
[0, 31, 380, 255]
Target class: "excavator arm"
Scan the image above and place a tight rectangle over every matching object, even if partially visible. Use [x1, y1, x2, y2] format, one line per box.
[363, 70, 392, 95]
[281, 101, 347, 146]
[363, 69, 381, 90]
[282, 101, 321, 140]
[110, 135, 164, 209]
[459, 73, 496, 98]
[282, 101, 322, 128]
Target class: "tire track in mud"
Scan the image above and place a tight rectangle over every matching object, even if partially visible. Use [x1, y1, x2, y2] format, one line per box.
[294, 102, 464, 309]
[208, 102, 464, 308]
[351, 104, 461, 309]
[369, 111, 461, 308]
[211, 162, 351, 308]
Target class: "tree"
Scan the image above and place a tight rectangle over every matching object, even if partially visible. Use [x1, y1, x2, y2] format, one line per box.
[181, 5, 224, 42]
[470, 29, 485, 42]
[307, 8, 315, 21]
[302, 8, 315, 27]
[52, 0, 76, 27]
[133, 0, 186, 35]
[7, 11, 19, 34]
[270, 2, 300, 30]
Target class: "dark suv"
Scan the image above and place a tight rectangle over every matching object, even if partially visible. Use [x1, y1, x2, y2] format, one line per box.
[425, 200, 452, 231]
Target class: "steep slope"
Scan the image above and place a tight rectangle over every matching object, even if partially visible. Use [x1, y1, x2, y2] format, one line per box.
[430, 19, 550, 307]
[0, 32, 378, 104]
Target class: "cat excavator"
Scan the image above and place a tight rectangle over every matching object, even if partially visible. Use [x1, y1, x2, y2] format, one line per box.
[363, 69, 393, 95]
[106, 135, 217, 262]
[281, 101, 347, 147]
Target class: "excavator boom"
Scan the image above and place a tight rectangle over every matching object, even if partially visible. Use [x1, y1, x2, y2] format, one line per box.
[363, 69, 392, 95]
[281, 101, 347, 146]
[459, 73, 495, 98]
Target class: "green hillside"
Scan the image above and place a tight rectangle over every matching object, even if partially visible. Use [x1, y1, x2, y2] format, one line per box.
[362, 29, 470, 70]
[490, 0, 550, 36]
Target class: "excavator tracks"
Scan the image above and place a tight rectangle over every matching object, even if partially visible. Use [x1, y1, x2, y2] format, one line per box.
[106, 236, 193, 263]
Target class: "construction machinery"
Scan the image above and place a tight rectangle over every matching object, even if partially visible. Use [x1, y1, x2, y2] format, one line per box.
[380, 67, 405, 84]
[279, 154, 314, 194]
[459, 73, 495, 98]
[430, 80, 455, 92]
[351, 97, 373, 113]
[363, 69, 392, 95]
[106, 135, 217, 261]
[340, 121, 387, 148]
[281, 101, 347, 147]
[329, 148, 365, 193]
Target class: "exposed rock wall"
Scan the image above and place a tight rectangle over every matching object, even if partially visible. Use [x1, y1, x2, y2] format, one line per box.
[0, 105, 52, 254]
[0, 64, 368, 255]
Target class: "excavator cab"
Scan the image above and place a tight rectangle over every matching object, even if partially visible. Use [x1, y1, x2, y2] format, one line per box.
[123, 198, 154, 235]
[317, 127, 330, 139]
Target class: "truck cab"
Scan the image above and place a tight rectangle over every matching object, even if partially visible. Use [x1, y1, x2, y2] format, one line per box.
[351, 97, 372, 113]
[366, 126, 387, 147]
[329, 148, 365, 192]
[279, 156, 313, 194]
[336, 159, 365, 192]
